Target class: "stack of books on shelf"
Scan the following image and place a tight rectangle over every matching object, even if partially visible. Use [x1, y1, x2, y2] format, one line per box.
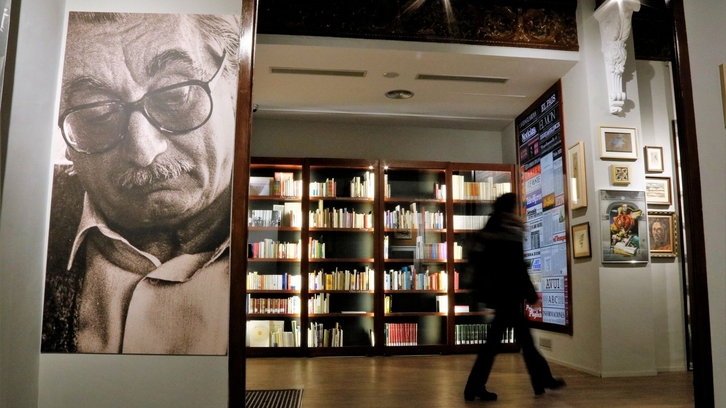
[384, 267, 447, 290]
[309, 207, 373, 229]
[308, 322, 343, 347]
[308, 238, 325, 259]
[273, 172, 303, 198]
[248, 239, 301, 259]
[433, 183, 446, 200]
[436, 295, 449, 312]
[308, 293, 330, 314]
[247, 272, 301, 290]
[455, 324, 489, 345]
[383, 204, 418, 229]
[384, 323, 417, 346]
[309, 267, 375, 291]
[452, 176, 512, 200]
[309, 178, 337, 197]
[248, 209, 282, 227]
[415, 238, 447, 260]
[247, 320, 300, 347]
[350, 172, 375, 198]
[453, 215, 489, 230]
[246, 295, 301, 314]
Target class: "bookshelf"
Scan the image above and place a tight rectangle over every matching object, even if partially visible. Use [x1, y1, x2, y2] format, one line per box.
[245, 158, 517, 357]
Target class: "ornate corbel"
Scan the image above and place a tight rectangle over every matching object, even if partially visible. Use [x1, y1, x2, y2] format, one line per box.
[594, 0, 641, 114]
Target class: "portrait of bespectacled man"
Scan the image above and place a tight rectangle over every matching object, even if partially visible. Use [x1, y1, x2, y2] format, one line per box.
[42, 12, 241, 355]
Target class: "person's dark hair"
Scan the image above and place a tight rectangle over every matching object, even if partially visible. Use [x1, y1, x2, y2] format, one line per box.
[493, 192, 518, 214]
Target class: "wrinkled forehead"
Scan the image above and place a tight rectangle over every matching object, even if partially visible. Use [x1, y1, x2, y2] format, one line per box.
[63, 13, 216, 80]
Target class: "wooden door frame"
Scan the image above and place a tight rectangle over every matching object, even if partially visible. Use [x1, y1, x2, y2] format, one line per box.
[227, 0, 716, 406]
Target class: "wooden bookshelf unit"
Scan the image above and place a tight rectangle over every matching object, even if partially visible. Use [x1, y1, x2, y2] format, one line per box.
[245, 158, 519, 357]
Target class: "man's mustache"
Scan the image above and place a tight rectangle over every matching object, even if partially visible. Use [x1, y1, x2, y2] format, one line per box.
[117, 158, 195, 189]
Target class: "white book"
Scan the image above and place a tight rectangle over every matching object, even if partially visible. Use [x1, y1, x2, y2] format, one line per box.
[249, 320, 270, 347]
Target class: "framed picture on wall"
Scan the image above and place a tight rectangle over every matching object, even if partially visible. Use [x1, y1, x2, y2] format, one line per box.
[644, 146, 665, 172]
[599, 190, 650, 264]
[645, 177, 672, 205]
[648, 211, 678, 257]
[610, 164, 631, 186]
[567, 141, 587, 209]
[599, 126, 639, 160]
[571, 222, 591, 258]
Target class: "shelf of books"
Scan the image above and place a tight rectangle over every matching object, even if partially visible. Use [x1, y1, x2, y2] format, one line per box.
[448, 163, 519, 353]
[380, 162, 449, 355]
[246, 159, 305, 356]
[245, 158, 517, 357]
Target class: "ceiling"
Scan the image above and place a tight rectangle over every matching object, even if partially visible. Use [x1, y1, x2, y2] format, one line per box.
[252, 34, 579, 131]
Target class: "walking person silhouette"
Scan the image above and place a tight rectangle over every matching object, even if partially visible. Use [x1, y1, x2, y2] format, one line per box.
[464, 193, 565, 401]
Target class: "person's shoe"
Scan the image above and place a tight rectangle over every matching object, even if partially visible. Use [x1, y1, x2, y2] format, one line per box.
[545, 378, 567, 390]
[464, 388, 498, 401]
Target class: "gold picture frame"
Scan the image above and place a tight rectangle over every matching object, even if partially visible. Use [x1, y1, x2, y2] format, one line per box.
[599, 126, 639, 160]
[648, 211, 678, 257]
[610, 164, 631, 186]
[645, 176, 672, 205]
[567, 141, 587, 209]
[571, 222, 591, 258]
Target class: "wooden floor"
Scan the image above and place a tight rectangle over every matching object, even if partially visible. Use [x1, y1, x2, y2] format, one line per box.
[246, 353, 694, 408]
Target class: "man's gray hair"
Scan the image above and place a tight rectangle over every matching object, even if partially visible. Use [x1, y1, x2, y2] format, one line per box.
[68, 12, 240, 81]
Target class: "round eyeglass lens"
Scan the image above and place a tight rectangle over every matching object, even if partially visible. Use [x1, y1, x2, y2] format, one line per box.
[63, 102, 127, 154]
[145, 84, 213, 132]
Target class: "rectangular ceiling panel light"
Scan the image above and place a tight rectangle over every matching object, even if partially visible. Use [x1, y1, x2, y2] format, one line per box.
[416, 74, 508, 84]
[270, 67, 367, 77]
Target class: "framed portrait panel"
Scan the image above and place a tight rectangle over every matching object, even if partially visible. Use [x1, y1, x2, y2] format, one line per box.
[571, 222, 591, 258]
[644, 146, 665, 173]
[645, 176, 672, 205]
[599, 190, 649, 264]
[648, 211, 678, 257]
[610, 164, 630, 186]
[567, 141, 587, 209]
[599, 126, 638, 160]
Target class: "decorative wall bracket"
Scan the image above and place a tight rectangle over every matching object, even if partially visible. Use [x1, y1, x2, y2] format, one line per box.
[594, 0, 641, 114]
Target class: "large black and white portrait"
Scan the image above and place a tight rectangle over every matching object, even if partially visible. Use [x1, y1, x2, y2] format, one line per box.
[42, 12, 240, 355]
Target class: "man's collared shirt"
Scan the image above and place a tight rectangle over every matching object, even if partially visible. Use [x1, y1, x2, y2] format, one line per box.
[69, 194, 229, 355]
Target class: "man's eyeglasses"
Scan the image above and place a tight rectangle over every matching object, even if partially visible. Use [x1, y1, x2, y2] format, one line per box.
[59, 50, 227, 155]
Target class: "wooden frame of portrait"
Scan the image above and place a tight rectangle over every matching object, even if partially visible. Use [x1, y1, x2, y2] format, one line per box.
[610, 164, 631, 186]
[644, 146, 665, 173]
[648, 211, 678, 257]
[598, 126, 639, 160]
[567, 141, 587, 209]
[645, 176, 672, 205]
[571, 222, 591, 258]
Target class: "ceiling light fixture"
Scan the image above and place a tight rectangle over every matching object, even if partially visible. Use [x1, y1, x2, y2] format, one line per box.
[383, 72, 400, 78]
[385, 89, 414, 100]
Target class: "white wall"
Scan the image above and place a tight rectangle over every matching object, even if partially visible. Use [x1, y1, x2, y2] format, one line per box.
[683, 0, 726, 406]
[0, 0, 244, 407]
[251, 118, 504, 163]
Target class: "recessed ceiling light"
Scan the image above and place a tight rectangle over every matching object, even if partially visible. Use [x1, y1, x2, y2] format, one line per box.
[385, 90, 414, 99]
[383, 72, 400, 78]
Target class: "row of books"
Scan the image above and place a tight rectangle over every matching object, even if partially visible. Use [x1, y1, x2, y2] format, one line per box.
[384, 323, 418, 346]
[452, 215, 490, 231]
[416, 239, 447, 260]
[455, 324, 489, 345]
[309, 267, 375, 291]
[383, 267, 448, 291]
[309, 178, 337, 197]
[433, 183, 447, 200]
[247, 320, 301, 347]
[248, 203, 302, 228]
[247, 295, 301, 314]
[451, 176, 512, 200]
[349, 173, 375, 198]
[248, 239, 301, 259]
[308, 322, 344, 347]
[309, 238, 325, 259]
[309, 293, 330, 314]
[309, 208, 373, 229]
[247, 272, 301, 290]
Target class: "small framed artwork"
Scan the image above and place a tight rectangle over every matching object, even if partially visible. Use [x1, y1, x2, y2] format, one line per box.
[610, 164, 631, 186]
[571, 222, 592, 258]
[567, 141, 588, 209]
[644, 146, 665, 173]
[648, 211, 678, 257]
[599, 126, 639, 160]
[645, 177, 672, 205]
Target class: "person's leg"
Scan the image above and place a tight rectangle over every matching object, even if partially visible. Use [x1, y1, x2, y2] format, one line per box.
[464, 316, 506, 400]
[514, 317, 565, 394]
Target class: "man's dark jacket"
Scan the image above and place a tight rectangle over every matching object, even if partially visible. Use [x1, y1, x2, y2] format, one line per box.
[466, 213, 538, 321]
